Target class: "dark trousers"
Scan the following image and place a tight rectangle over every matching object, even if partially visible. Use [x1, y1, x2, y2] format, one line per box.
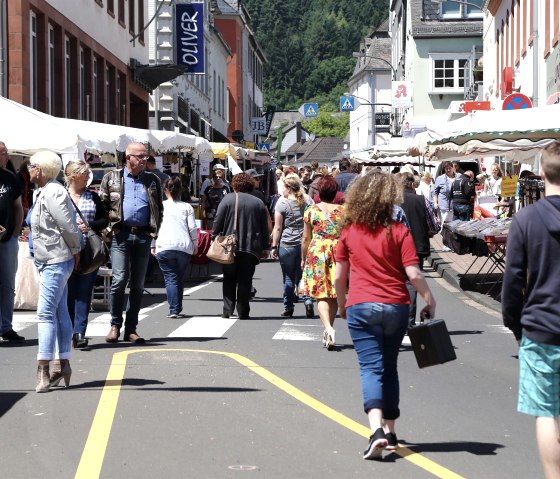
[406, 256, 426, 326]
[222, 252, 258, 318]
[453, 203, 471, 221]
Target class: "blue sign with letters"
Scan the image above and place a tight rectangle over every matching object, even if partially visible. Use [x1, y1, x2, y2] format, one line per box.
[303, 103, 319, 117]
[340, 96, 355, 111]
[175, 3, 205, 74]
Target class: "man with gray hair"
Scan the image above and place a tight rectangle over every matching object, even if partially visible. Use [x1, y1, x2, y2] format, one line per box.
[0, 141, 24, 342]
[100, 142, 163, 344]
[502, 140, 560, 478]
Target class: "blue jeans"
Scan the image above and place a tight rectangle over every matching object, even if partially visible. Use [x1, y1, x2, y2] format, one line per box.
[0, 236, 19, 334]
[67, 269, 98, 335]
[35, 258, 74, 361]
[346, 302, 409, 420]
[157, 250, 191, 315]
[110, 230, 151, 331]
[453, 203, 471, 221]
[278, 245, 312, 310]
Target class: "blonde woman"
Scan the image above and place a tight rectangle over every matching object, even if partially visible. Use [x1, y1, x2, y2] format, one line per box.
[271, 173, 314, 317]
[416, 171, 434, 205]
[483, 163, 503, 197]
[28, 151, 82, 392]
[334, 171, 436, 458]
[65, 161, 108, 349]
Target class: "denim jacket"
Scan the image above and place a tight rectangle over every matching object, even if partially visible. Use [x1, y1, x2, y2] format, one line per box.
[30, 180, 82, 264]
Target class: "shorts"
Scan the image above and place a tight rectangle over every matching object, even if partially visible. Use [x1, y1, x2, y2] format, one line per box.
[518, 336, 560, 418]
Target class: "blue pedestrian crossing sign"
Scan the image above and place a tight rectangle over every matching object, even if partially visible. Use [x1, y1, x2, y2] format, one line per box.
[257, 143, 270, 152]
[300, 103, 319, 117]
[340, 96, 355, 111]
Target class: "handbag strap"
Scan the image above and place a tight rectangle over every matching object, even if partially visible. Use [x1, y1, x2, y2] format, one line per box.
[68, 195, 90, 228]
[233, 192, 238, 234]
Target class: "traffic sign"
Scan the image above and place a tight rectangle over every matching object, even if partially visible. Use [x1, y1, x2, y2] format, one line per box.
[339, 96, 355, 111]
[502, 93, 532, 110]
[257, 143, 270, 152]
[299, 103, 319, 118]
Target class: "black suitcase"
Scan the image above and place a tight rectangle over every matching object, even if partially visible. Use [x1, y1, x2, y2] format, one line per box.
[408, 319, 457, 368]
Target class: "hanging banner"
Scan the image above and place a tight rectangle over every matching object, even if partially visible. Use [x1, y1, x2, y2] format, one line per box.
[392, 81, 413, 109]
[175, 3, 205, 74]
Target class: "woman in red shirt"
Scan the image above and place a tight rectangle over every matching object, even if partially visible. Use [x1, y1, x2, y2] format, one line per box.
[334, 172, 436, 460]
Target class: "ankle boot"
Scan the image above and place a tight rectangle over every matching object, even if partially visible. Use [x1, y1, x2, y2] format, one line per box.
[36, 364, 50, 393]
[49, 359, 72, 388]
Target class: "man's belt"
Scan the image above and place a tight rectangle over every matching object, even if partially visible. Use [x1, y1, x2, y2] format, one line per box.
[122, 225, 149, 234]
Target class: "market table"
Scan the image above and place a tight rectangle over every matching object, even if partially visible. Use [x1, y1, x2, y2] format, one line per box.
[441, 219, 510, 298]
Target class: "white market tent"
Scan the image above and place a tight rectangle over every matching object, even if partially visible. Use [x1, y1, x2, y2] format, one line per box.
[0, 96, 213, 158]
[0, 96, 78, 154]
[410, 104, 560, 160]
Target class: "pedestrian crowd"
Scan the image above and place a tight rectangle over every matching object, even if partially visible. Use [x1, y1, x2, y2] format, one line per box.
[2, 139, 560, 474]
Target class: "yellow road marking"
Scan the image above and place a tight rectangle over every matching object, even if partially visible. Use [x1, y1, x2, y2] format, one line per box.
[75, 349, 465, 479]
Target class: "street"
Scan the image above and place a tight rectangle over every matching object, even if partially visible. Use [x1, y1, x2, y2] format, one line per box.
[0, 261, 541, 478]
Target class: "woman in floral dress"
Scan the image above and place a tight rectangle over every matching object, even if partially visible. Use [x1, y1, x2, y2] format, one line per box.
[301, 176, 344, 350]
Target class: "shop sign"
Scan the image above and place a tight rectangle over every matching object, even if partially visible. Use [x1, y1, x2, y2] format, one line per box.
[501, 175, 518, 198]
[175, 3, 205, 74]
[392, 81, 413, 109]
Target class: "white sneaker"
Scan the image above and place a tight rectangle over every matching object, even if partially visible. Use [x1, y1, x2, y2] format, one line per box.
[327, 329, 335, 351]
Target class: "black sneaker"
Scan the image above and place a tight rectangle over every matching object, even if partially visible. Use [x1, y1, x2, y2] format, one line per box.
[363, 428, 387, 460]
[385, 432, 398, 450]
[0, 329, 25, 342]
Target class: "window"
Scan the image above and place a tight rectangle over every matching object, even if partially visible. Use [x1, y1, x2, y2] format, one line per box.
[80, 48, 85, 119]
[138, 0, 144, 43]
[48, 25, 55, 114]
[118, 0, 125, 26]
[107, 0, 114, 16]
[65, 36, 71, 117]
[431, 54, 469, 92]
[440, 0, 483, 19]
[30, 13, 38, 108]
[93, 58, 98, 121]
[129, 0, 135, 36]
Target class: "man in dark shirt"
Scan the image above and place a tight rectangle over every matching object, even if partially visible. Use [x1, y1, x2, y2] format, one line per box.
[452, 170, 475, 221]
[502, 140, 560, 477]
[398, 173, 430, 326]
[0, 141, 25, 342]
[335, 158, 357, 193]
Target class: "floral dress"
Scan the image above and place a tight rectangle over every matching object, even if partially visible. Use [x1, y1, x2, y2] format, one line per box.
[301, 204, 345, 299]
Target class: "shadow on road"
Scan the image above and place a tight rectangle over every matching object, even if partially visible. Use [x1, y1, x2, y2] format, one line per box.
[397, 439, 504, 456]
[0, 392, 26, 418]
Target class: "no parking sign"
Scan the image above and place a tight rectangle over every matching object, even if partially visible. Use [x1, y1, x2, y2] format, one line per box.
[502, 93, 532, 110]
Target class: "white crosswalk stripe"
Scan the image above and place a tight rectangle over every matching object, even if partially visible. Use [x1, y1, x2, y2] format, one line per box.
[273, 319, 323, 341]
[168, 316, 237, 338]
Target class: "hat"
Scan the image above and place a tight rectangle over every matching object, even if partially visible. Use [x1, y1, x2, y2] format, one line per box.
[213, 164, 227, 171]
[245, 168, 263, 178]
[146, 156, 156, 164]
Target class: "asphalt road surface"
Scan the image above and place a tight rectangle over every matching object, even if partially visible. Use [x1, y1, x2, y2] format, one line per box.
[0, 261, 542, 478]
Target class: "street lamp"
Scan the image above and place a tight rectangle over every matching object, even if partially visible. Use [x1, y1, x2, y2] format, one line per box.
[344, 92, 393, 147]
[352, 53, 397, 80]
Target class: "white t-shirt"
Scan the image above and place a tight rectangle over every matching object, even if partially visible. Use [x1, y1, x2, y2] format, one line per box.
[156, 200, 198, 254]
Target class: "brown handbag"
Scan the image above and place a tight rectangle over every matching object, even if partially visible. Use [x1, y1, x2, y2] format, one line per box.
[206, 193, 238, 264]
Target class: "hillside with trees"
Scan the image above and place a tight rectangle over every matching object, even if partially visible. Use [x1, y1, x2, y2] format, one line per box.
[243, 0, 387, 112]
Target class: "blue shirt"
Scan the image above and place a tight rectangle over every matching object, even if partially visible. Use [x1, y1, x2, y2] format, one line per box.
[122, 167, 150, 227]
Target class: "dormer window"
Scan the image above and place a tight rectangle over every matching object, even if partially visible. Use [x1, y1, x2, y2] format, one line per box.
[439, 0, 483, 19]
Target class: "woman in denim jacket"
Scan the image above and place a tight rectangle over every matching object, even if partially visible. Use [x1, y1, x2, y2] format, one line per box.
[28, 150, 82, 393]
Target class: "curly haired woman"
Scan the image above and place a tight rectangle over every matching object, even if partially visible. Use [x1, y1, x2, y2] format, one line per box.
[334, 171, 436, 460]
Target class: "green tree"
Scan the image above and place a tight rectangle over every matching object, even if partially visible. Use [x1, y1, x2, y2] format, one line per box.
[303, 111, 349, 138]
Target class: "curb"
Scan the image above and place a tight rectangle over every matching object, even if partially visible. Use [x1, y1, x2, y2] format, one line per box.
[427, 250, 502, 314]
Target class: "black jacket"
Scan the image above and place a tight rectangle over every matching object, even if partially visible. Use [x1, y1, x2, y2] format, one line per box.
[502, 196, 560, 344]
[400, 189, 430, 257]
[212, 192, 270, 261]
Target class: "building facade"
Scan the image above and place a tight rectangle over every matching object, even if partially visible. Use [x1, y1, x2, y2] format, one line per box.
[2, 0, 150, 127]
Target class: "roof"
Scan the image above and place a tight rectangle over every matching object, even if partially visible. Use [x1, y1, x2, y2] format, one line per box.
[410, 0, 483, 38]
[289, 137, 346, 164]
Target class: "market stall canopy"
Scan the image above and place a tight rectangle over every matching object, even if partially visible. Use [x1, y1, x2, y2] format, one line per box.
[0, 96, 79, 154]
[209, 142, 251, 160]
